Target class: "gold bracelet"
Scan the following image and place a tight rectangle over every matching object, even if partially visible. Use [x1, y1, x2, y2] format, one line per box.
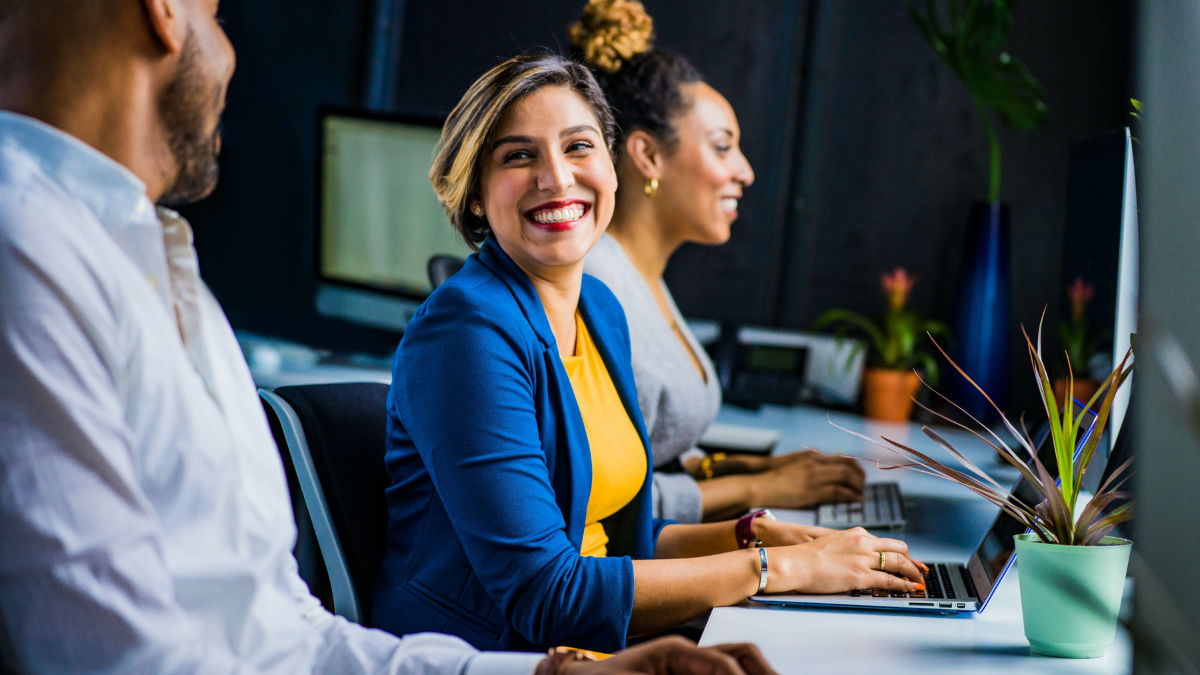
[699, 452, 728, 480]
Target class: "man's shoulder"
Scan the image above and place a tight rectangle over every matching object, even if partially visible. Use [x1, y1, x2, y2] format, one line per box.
[0, 161, 122, 318]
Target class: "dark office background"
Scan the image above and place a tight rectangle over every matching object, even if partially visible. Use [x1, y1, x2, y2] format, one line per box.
[182, 0, 1134, 417]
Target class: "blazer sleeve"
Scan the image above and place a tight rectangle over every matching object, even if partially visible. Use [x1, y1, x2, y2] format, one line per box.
[392, 284, 634, 652]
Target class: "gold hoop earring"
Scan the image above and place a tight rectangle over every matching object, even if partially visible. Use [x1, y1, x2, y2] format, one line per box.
[644, 177, 659, 198]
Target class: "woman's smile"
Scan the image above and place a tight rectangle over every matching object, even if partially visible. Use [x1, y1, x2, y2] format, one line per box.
[524, 199, 592, 232]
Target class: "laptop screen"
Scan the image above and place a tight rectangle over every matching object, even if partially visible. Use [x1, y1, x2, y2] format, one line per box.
[967, 403, 1098, 606]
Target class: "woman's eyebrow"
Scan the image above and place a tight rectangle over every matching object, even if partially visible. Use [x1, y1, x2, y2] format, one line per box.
[710, 128, 734, 138]
[492, 134, 535, 150]
[561, 124, 600, 137]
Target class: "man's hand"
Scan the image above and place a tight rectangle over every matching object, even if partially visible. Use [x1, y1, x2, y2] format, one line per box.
[562, 637, 777, 675]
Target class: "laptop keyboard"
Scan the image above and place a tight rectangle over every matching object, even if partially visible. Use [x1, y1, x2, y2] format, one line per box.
[847, 563, 958, 600]
[817, 482, 905, 529]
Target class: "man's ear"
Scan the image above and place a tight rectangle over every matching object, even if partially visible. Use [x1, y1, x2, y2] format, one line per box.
[624, 130, 664, 181]
[139, 0, 187, 54]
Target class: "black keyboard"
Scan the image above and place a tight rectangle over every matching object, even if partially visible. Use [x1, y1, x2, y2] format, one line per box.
[847, 563, 958, 600]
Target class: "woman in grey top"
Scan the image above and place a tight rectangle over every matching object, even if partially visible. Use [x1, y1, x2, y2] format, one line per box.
[579, 1, 865, 523]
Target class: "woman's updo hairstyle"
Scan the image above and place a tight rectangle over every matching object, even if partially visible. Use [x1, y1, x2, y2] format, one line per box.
[569, 0, 702, 150]
[431, 52, 617, 250]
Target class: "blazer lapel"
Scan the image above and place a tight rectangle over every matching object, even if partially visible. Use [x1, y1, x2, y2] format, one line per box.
[476, 238, 591, 549]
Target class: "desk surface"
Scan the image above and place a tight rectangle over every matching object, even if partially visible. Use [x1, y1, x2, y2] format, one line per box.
[703, 403, 1132, 675]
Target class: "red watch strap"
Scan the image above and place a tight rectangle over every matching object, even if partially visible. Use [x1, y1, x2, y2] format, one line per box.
[736, 510, 768, 549]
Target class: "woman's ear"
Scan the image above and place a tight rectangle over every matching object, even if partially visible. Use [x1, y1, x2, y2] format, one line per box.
[624, 130, 664, 181]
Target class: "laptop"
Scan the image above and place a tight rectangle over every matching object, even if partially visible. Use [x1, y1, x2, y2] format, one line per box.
[751, 404, 1098, 613]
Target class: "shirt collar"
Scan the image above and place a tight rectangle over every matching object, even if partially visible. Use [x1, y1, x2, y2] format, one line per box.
[0, 111, 155, 235]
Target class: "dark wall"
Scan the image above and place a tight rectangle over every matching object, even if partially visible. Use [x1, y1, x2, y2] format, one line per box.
[187, 0, 810, 354]
[764, 1, 1132, 414]
[186, 1, 1133, 414]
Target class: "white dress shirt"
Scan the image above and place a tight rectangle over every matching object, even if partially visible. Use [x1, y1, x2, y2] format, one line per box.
[0, 111, 542, 675]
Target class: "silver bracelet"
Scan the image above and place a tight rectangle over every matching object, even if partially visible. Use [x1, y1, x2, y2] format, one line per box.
[756, 547, 769, 595]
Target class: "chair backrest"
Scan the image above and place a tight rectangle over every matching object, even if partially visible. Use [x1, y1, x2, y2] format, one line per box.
[427, 254, 466, 289]
[260, 382, 390, 624]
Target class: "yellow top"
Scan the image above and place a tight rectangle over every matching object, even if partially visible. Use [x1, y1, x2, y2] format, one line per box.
[561, 312, 648, 557]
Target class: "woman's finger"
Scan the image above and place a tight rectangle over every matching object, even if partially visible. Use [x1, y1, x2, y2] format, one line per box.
[875, 550, 924, 583]
[864, 570, 918, 592]
[709, 643, 779, 675]
[868, 536, 910, 556]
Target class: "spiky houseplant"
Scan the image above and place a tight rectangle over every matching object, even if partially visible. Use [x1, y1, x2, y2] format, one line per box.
[843, 318, 1133, 545]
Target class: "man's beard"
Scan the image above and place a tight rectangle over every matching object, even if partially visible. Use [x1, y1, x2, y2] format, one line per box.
[158, 31, 223, 206]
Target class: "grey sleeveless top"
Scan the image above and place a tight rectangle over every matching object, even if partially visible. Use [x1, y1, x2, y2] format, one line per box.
[584, 234, 723, 523]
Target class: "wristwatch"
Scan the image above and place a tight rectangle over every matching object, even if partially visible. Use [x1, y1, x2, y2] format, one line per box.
[736, 509, 776, 549]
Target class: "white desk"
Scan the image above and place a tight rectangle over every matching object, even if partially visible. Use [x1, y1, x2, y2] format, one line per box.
[701, 403, 1132, 675]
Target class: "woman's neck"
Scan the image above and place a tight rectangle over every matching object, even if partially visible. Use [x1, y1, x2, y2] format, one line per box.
[508, 253, 584, 358]
[606, 206, 682, 288]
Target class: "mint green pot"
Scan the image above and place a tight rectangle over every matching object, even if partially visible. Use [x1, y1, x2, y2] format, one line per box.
[1014, 533, 1132, 658]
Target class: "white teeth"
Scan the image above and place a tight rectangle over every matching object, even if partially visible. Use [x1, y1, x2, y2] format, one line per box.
[530, 204, 585, 224]
[719, 198, 739, 212]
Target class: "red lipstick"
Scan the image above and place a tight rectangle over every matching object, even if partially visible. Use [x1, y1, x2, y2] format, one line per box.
[524, 199, 591, 232]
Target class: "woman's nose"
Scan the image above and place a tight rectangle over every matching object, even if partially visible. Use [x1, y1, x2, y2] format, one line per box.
[735, 151, 756, 187]
[537, 152, 576, 193]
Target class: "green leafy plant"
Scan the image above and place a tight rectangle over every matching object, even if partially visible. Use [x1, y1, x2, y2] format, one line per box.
[911, 0, 1050, 201]
[838, 317, 1134, 546]
[814, 268, 951, 386]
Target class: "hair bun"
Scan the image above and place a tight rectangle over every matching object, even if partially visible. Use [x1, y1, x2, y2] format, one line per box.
[569, 0, 654, 74]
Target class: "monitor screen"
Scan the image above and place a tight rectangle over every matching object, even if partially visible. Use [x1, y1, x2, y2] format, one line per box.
[319, 112, 472, 298]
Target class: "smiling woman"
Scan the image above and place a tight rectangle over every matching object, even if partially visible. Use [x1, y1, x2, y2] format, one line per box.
[373, 52, 924, 655]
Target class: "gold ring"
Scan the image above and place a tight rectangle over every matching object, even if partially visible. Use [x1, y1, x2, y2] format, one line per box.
[879, 551, 886, 572]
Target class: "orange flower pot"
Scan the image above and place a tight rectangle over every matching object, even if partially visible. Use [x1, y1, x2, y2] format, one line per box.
[862, 368, 921, 422]
[1053, 377, 1101, 408]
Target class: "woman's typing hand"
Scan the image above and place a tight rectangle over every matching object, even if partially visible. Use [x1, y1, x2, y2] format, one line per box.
[763, 527, 926, 595]
[748, 451, 866, 509]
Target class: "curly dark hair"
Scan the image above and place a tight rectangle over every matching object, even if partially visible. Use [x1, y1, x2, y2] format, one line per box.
[569, 0, 702, 150]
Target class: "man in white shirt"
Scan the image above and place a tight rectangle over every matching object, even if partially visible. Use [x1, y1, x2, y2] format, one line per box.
[0, 1, 774, 674]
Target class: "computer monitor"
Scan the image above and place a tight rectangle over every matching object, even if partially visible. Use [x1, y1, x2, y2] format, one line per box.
[315, 108, 472, 332]
[1058, 128, 1139, 447]
[1133, 3, 1200, 671]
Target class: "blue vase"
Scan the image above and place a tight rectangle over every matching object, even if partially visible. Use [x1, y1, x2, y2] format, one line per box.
[952, 201, 1011, 421]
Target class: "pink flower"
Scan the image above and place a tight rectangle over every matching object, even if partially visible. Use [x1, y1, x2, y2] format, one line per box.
[881, 268, 915, 311]
[1066, 277, 1095, 324]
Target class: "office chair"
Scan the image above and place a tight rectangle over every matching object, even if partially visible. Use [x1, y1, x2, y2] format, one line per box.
[427, 254, 466, 289]
[259, 383, 390, 625]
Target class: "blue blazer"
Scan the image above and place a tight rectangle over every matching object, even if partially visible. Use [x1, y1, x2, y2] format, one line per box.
[372, 238, 671, 653]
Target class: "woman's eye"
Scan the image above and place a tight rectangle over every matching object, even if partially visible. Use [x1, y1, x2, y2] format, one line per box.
[715, 145, 732, 155]
[504, 150, 533, 163]
[566, 141, 594, 153]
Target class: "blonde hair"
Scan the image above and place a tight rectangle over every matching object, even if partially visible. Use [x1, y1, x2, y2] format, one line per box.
[568, 0, 654, 74]
[430, 53, 617, 250]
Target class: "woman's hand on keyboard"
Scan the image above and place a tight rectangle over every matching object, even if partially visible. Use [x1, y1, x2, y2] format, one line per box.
[764, 527, 925, 594]
[749, 451, 866, 509]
